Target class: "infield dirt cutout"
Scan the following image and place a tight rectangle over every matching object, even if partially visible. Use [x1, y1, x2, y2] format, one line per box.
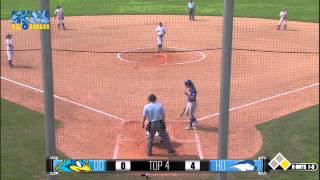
[1, 15, 319, 160]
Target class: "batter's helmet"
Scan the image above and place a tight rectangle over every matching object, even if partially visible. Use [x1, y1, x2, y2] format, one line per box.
[184, 80, 193, 87]
[6, 33, 12, 39]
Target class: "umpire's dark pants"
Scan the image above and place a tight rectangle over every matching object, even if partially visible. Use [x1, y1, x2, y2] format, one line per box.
[147, 120, 174, 154]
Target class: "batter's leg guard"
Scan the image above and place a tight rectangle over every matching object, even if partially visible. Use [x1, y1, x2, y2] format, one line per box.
[191, 117, 197, 127]
[187, 116, 196, 128]
[62, 23, 66, 30]
[8, 60, 13, 68]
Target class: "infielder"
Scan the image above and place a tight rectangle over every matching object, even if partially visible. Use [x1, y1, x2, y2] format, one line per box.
[278, 8, 288, 30]
[5, 33, 14, 68]
[55, 5, 66, 30]
[187, 0, 195, 21]
[142, 94, 175, 156]
[155, 22, 166, 52]
[180, 80, 198, 130]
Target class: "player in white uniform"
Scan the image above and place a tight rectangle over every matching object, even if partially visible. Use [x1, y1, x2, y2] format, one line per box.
[155, 22, 166, 52]
[187, 0, 195, 21]
[5, 34, 14, 68]
[278, 8, 288, 30]
[55, 6, 66, 30]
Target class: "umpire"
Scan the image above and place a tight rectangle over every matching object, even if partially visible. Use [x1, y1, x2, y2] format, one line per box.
[142, 94, 175, 156]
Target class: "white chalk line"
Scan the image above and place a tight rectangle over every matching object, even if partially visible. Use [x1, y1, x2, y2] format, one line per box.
[0, 76, 124, 121]
[198, 83, 319, 121]
[194, 129, 204, 159]
[3, 76, 318, 159]
[116, 47, 207, 65]
[1, 75, 197, 158]
[194, 82, 318, 160]
[112, 133, 122, 159]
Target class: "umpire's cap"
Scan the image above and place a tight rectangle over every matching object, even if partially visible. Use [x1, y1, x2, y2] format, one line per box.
[148, 94, 157, 102]
[184, 79, 193, 87]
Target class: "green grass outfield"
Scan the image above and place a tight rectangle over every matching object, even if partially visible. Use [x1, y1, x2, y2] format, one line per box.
[1, 0, 319, 22]
[1, 99, 319, 180]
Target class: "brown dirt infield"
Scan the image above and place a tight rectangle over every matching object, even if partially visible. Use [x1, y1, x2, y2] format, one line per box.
[1, 15, 319, 160]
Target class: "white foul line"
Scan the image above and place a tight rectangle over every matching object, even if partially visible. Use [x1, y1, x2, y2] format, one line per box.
[194, 130, 204, 159]
[194, 82, 318, 159]
[112, 133, 122, 159]
[0, 76, 123, 121]
[198, 82, 319, 121]
[3, 76, 318, 159]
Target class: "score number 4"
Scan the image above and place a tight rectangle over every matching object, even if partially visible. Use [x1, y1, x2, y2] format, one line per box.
[186, 161, 200, 171]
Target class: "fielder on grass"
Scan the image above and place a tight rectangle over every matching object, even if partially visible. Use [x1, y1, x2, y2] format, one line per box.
[55, 5, 66, 30]
[278, 8, 288, 30]
[187, 0, 196, 21]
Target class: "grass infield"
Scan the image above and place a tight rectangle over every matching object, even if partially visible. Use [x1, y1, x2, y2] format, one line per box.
[1, 99, 319, 179]
[1, 0, 319, 22]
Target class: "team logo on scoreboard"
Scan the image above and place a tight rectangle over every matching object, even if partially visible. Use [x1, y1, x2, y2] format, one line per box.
[11, 10, 50, 30]
[55, 160, 93, 172]
[230, 160, 258, 171]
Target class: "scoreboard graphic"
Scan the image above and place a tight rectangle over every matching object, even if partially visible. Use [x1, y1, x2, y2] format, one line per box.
[46, 153, 318, 175]
[11, 10, 50, 30]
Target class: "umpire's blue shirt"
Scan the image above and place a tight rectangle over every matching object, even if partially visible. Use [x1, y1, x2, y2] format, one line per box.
[143, 102, 164, 122]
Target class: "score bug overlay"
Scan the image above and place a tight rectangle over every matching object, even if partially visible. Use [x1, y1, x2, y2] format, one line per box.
[11, 10, 50, 30]
[46, 154, 318, 175]
[268, 152, 318, 172]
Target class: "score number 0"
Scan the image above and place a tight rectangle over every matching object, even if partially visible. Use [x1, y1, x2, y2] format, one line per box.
[116, 160, 131, 171]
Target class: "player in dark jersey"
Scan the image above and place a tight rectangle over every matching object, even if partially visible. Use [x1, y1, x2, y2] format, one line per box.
[181, 80, 198, 130]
